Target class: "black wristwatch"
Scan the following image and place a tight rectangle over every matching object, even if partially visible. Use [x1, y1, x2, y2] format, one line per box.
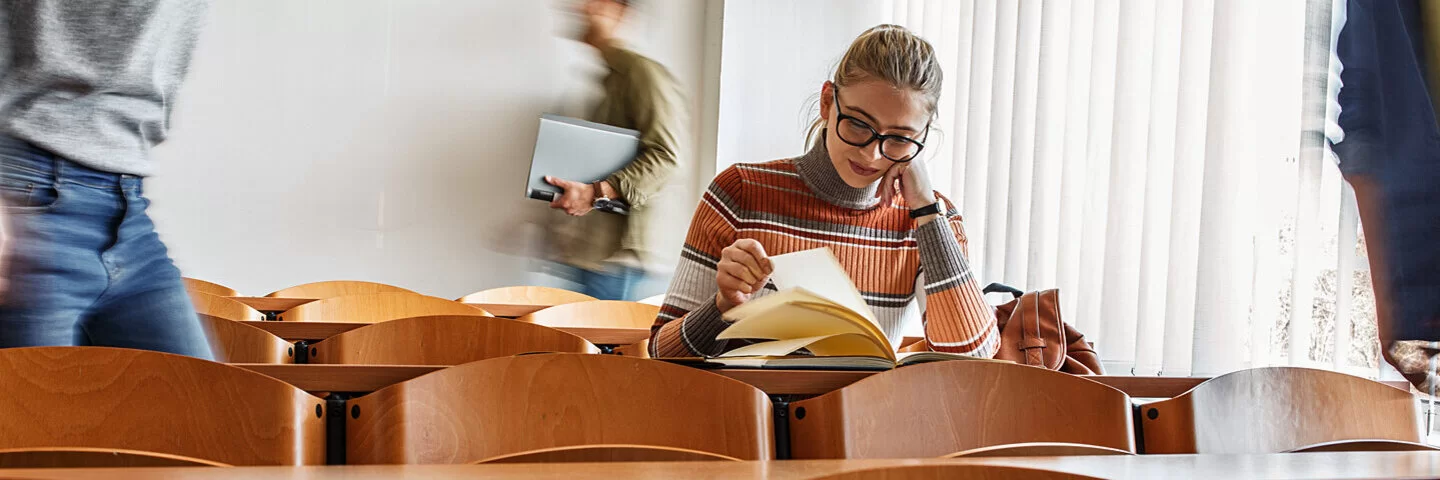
[909, 202, 942, 219]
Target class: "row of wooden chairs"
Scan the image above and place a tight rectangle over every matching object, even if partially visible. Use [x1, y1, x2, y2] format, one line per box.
[0, 347, 1430, 468]
[190, 291, 655, 364]
[188, 283, 659, 363]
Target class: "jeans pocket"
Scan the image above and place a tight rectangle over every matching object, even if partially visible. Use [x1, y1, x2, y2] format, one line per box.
[0, 160, 61, 214]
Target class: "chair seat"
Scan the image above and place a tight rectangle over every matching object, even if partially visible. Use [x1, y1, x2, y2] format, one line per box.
[0, 447, 229, 468]
[1285, 439, 1440, 453]
[475, 444, 740, 464]
[811, 465, 1105, 480]
[945, 442, 1135, 458]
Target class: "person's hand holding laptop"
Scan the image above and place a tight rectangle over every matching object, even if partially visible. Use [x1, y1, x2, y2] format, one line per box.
[526, 114, 639, 216]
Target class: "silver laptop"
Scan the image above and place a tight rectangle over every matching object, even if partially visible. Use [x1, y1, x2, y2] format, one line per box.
[525, 114, 640, 214]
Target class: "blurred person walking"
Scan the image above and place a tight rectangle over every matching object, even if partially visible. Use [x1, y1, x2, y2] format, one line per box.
[0, 0, 214, 358]
[543, 0, 685, 301]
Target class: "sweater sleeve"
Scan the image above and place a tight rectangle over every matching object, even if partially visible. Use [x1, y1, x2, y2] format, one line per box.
[599, 46, 683, 209]
[914, 194, 1000, 357]
[649, 167, 745, 357]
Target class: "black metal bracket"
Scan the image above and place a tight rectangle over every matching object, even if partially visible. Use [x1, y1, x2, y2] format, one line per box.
[772, 397, 791, 460]
[325, 394, 352, 465]
[294, 340, 310, 364]
[1131, 403, 1148, 454]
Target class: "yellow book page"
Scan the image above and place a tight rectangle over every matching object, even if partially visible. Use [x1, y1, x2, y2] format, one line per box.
[768, 248, 877, 324]
[718, 333, 891, 358]
[718, 298, 872, 341]
[791, 301, 895, 357]
[723, 287, 833, 322]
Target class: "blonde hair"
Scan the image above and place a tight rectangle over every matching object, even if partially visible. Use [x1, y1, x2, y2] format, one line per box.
[806, 24, 943, 149]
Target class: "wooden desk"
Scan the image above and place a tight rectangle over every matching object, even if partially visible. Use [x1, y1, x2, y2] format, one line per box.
[231, 297, 548, 318]
[472, 303, 550, 318]
[3, 453, 1438, 479]
[240, 321, 650, 345]
[232, 297, 314, 312]
[233, 363, 1244, 398]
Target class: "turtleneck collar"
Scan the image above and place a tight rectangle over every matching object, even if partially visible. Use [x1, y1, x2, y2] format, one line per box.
[793, 131, 883, 210]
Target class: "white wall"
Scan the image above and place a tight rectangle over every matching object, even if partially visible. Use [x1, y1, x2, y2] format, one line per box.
[148, 0, 712, 298]
[715, 0, 889, 170]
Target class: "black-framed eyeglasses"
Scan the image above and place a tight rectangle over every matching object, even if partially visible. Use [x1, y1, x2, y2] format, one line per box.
[832, 87, 929, 163]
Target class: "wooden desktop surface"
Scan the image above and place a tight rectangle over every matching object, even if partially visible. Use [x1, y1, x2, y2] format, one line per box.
[2, 453, 1438, 479]
[240, 321, 650, 345]
[231, 297, 548, 318]
[227, 363, 1339, 398]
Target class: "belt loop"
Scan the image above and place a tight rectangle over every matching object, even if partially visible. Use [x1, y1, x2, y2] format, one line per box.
[50, 155, 65, 189]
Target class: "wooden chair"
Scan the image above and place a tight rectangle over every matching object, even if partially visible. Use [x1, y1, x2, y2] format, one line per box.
[196, 315, 296, 363]
[278, 292, 491, 323]
[811, 465, 1105, 480]
[944, 443, 1134, 458]
[183, 277, 238, 297]
[190, 291, 266, 322]
[456, 286, 595, 305]
[0, 347, 326, 466]
[788, 361, 1134, 459]
[0, 448, 226, 468]
[346, 353, 773, 464]
[265, 280, 417, 299]
[308, 315, 598, 365]
[1140, 367, 1423, 454]
[515, 300, 659, 329]
[475, 445, 738, 464]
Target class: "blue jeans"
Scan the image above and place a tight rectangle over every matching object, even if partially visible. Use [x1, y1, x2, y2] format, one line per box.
[0, 135, 213, 359]
[554, 263, 644, 301]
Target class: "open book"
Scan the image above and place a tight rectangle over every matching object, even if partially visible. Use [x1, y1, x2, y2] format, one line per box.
[705, 248, 1000, 370]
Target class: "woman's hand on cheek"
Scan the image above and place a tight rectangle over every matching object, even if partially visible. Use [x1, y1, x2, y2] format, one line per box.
[882, 161, 937, 208]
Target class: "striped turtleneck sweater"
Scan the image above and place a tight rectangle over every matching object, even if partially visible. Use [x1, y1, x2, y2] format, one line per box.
[649, 141, 1000, 358]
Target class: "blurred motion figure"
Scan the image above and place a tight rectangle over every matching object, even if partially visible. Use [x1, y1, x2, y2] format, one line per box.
[543, 0, 685, 301]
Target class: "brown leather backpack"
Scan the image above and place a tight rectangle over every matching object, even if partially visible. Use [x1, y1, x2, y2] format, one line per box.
[986, 283, 1104, 375]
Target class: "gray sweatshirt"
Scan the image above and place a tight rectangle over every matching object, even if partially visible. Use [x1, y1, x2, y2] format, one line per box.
[0, 0, 209, 176]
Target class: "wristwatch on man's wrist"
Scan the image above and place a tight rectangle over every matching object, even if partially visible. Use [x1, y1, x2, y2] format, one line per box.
[592, 181, 628, 214]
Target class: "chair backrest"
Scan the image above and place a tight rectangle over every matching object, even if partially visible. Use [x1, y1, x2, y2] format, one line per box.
[788, 361, 1134, 459]
[515, 300, 660, 329]
[0, 448, 227, 468]
[475, 445, 739, 464]
[278, 292, 491, 323]
[0, 347, 326, 466]
[183, 277, 239, 297]
[308, 315, 598, 365]
[810, 465, 1105, 480]
[1140, 367, 1422, 454]
[456, 286, 596, 305]
[265, 280, 417, 299]
[196, 315, 296, 364]
[190, 291, 266, 322]
[346, 353, 773, 464]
